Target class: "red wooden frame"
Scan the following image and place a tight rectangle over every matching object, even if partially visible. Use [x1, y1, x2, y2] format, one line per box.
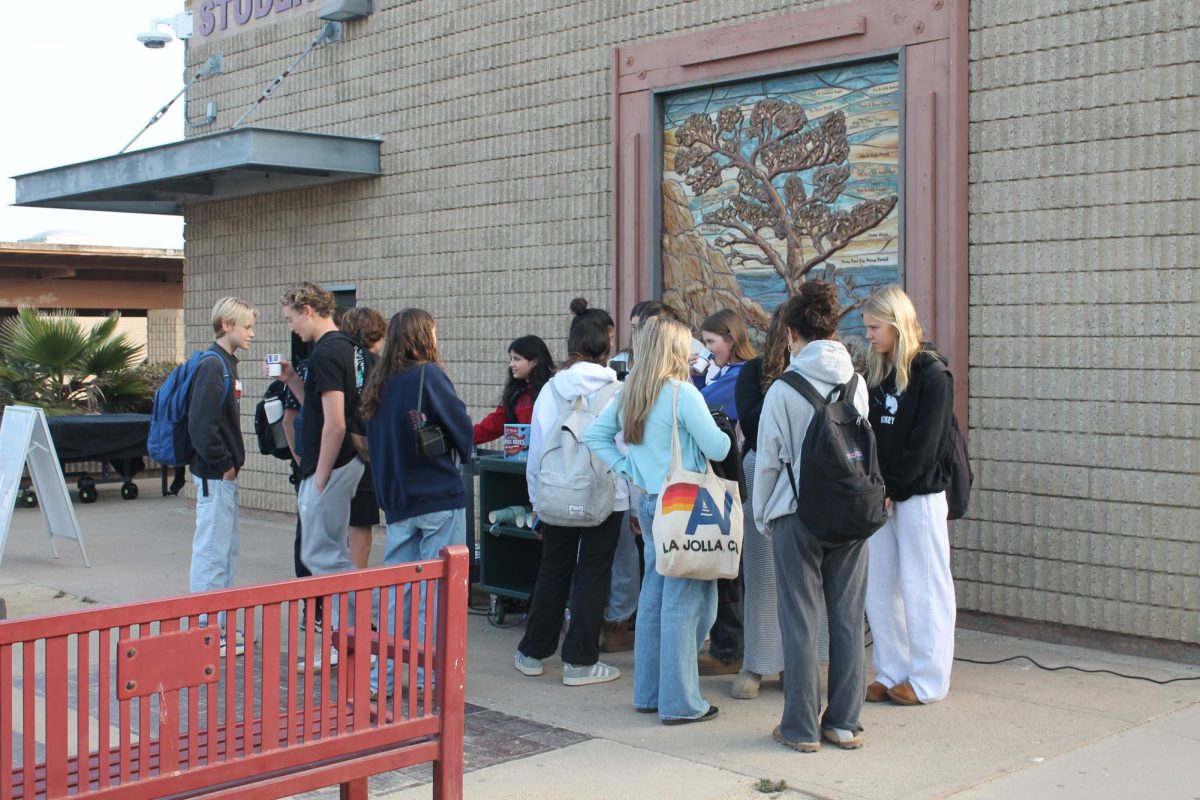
[1, 546, 469, 800]
[611, 0, 969, 421]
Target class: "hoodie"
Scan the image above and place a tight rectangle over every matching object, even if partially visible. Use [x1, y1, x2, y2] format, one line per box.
[187, 343, 244, 480]
[584, 378, 731, 497]
[752, 339, 869, 533]
[526, 362, 628, 512]
[869, 348, 954, 501]
[365, 363, 473, 522]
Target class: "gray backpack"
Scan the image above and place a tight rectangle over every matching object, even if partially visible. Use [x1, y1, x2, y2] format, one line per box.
[533, 379, 621, 527]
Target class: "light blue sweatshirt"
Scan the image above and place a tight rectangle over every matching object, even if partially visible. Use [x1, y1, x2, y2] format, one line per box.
[584, 378, 730, 495]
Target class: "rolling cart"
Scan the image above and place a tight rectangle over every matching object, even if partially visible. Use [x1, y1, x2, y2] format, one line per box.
[476, 455, 541, 623]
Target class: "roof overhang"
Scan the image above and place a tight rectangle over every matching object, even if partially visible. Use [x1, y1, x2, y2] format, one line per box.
[12, 128, 382, 215]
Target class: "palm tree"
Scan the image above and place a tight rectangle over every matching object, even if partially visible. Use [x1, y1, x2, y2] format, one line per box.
[0, 308, 148, 414]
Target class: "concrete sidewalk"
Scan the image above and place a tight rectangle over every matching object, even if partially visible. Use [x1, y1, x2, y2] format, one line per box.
[2, 492, 1198, 799]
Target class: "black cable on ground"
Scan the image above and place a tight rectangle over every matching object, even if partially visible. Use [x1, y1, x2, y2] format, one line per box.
[951, 654, 1200, 685]
[866, 631, 1196, 685]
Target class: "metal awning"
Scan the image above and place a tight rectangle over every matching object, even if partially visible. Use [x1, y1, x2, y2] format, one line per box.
[12, 128, 382, 215]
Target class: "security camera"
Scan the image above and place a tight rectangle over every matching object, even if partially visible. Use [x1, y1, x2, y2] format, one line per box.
[137, 30, 173, 48]
[137, 13, 192, 48]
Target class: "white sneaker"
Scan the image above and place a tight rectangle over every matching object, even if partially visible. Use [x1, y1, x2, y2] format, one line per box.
[514, 651, 543, 676]
[302, 646, 339, 673]
[219, 633, 245, 657]
[563, 661, 620, 686]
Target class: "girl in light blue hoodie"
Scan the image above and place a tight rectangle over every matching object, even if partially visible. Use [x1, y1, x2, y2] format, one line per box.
[586, 316, 730, 725]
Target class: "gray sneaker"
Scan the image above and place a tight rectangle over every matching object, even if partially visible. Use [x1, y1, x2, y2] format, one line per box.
[563, 661, 620, 686]
[514, 651, 544, 676]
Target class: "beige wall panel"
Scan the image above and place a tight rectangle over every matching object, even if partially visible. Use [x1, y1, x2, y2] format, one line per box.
[177, 0, 1198, 644]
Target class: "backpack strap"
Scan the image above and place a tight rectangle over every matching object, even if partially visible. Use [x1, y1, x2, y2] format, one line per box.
[836, 374, 860, 406]
[199, 350, 232, 405]
[590, 381, 620, 413]
[777, 371, 825, 409]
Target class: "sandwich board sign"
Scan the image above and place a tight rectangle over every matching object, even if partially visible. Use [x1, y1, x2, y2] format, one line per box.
[0, 405, 90, 567]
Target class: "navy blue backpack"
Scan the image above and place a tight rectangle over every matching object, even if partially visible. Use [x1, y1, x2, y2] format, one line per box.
[148, 351, 230, 466]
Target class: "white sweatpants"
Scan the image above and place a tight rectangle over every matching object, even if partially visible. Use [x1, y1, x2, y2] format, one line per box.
[865, 491, 956, 703]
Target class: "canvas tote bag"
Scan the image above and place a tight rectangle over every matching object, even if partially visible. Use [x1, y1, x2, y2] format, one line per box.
[653, 384, 744, 580]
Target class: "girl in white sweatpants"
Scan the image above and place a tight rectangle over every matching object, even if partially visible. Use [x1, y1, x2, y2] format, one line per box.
[861, 286, 957, 705]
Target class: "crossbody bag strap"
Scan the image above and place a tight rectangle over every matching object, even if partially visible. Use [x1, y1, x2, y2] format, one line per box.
[417, 364, 427, 416]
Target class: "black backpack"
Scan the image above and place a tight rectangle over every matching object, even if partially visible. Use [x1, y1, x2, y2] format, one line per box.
[778, 372, 888, 543]
[921, 357, 973, 520]
[944, 413, 972, 520]
[254, 380, 293, 460]
[708, 406, 746, 500]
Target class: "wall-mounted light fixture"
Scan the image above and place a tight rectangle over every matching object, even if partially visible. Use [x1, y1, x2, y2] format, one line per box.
[318, 0, 372, 22]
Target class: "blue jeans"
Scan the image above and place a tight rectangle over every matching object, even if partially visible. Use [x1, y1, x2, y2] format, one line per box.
[604, 509, 640, 623]
[372, 507, 466, 695]
[634, 493, 718, 721]
[189, 475, 239, 629]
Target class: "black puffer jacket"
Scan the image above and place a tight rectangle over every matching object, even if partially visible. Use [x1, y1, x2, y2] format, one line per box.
[867, 348, 953, 502]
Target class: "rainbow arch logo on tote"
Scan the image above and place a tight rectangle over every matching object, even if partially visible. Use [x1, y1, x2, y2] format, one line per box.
[661, 482, 735, 537]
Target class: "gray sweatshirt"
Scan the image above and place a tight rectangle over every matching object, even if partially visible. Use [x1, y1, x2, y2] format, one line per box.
[752, 339, 869, 533]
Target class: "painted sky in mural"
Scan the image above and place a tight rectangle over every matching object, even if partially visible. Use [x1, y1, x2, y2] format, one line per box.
[662, 58, 900, 334]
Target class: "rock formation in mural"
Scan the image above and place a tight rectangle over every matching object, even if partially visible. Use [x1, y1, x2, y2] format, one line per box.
[671, 99, 898, 307]
[662, 180, 772, 335]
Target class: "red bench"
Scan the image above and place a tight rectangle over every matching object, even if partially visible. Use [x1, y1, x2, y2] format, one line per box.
[1, 545, 468, 800]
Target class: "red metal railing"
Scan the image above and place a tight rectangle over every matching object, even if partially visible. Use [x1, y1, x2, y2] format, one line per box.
[1, 545, 467, 800]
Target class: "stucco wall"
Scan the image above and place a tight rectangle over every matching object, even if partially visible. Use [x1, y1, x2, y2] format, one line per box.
[181, 0, 1199, 644]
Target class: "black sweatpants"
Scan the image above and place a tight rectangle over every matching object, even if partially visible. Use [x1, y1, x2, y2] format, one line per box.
[518, 511, 624, 666]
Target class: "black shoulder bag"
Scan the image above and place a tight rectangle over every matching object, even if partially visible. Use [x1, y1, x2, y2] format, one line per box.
[414, 365, 450, 460]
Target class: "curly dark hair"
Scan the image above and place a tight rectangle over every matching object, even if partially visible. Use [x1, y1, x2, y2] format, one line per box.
[281, 282, 335, 317]
[780, 280, 842, 342]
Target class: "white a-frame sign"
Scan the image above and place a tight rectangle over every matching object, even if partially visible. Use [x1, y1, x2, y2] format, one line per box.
[0, 405, 90, 567]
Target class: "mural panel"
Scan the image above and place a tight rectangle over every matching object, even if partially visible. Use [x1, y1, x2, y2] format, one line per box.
[661, 58, 901, 337]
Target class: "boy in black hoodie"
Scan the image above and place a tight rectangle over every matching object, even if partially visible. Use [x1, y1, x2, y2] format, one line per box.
[188, 297, 256, 654]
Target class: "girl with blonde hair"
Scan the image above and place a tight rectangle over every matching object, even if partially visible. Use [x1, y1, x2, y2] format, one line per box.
[585, 316, 731, 725]
[860, 285, 956, 706]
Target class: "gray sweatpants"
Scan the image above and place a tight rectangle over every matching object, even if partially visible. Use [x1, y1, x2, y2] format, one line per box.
[771, 513, 868, 743]
[298, 457, 365, 577]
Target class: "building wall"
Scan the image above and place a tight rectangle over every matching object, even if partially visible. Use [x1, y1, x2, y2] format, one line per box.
[146, 308, 185, 364]
[964, 0, 1199, 645]
[181, 0, 1199, 644]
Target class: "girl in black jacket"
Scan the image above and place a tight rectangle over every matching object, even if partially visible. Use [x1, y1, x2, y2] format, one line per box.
[861, 286, 956, 706]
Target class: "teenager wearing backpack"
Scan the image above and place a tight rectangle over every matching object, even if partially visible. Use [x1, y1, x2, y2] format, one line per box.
[585, 316, 731, 724]
[359, 308, 473, 700]
[187, 297, 256, 655]
[277, 283, 365, 664]
[860, 286, 956, 707]
[514, 305, 625, 687]
[753, 281, 873, 752]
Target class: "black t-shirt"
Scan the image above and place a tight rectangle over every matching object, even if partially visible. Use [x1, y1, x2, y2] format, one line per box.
[299, 331, 358, 479]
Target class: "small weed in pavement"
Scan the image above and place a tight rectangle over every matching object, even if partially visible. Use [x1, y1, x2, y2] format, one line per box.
[756, 778, 788, 793]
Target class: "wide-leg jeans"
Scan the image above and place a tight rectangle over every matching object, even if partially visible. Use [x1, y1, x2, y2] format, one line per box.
[633, 493, 718, 721]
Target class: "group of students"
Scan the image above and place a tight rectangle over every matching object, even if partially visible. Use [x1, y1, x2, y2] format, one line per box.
[499, 285, 958, 751]
[183, 279, 957, 747]
[185, 283, 477, 693]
